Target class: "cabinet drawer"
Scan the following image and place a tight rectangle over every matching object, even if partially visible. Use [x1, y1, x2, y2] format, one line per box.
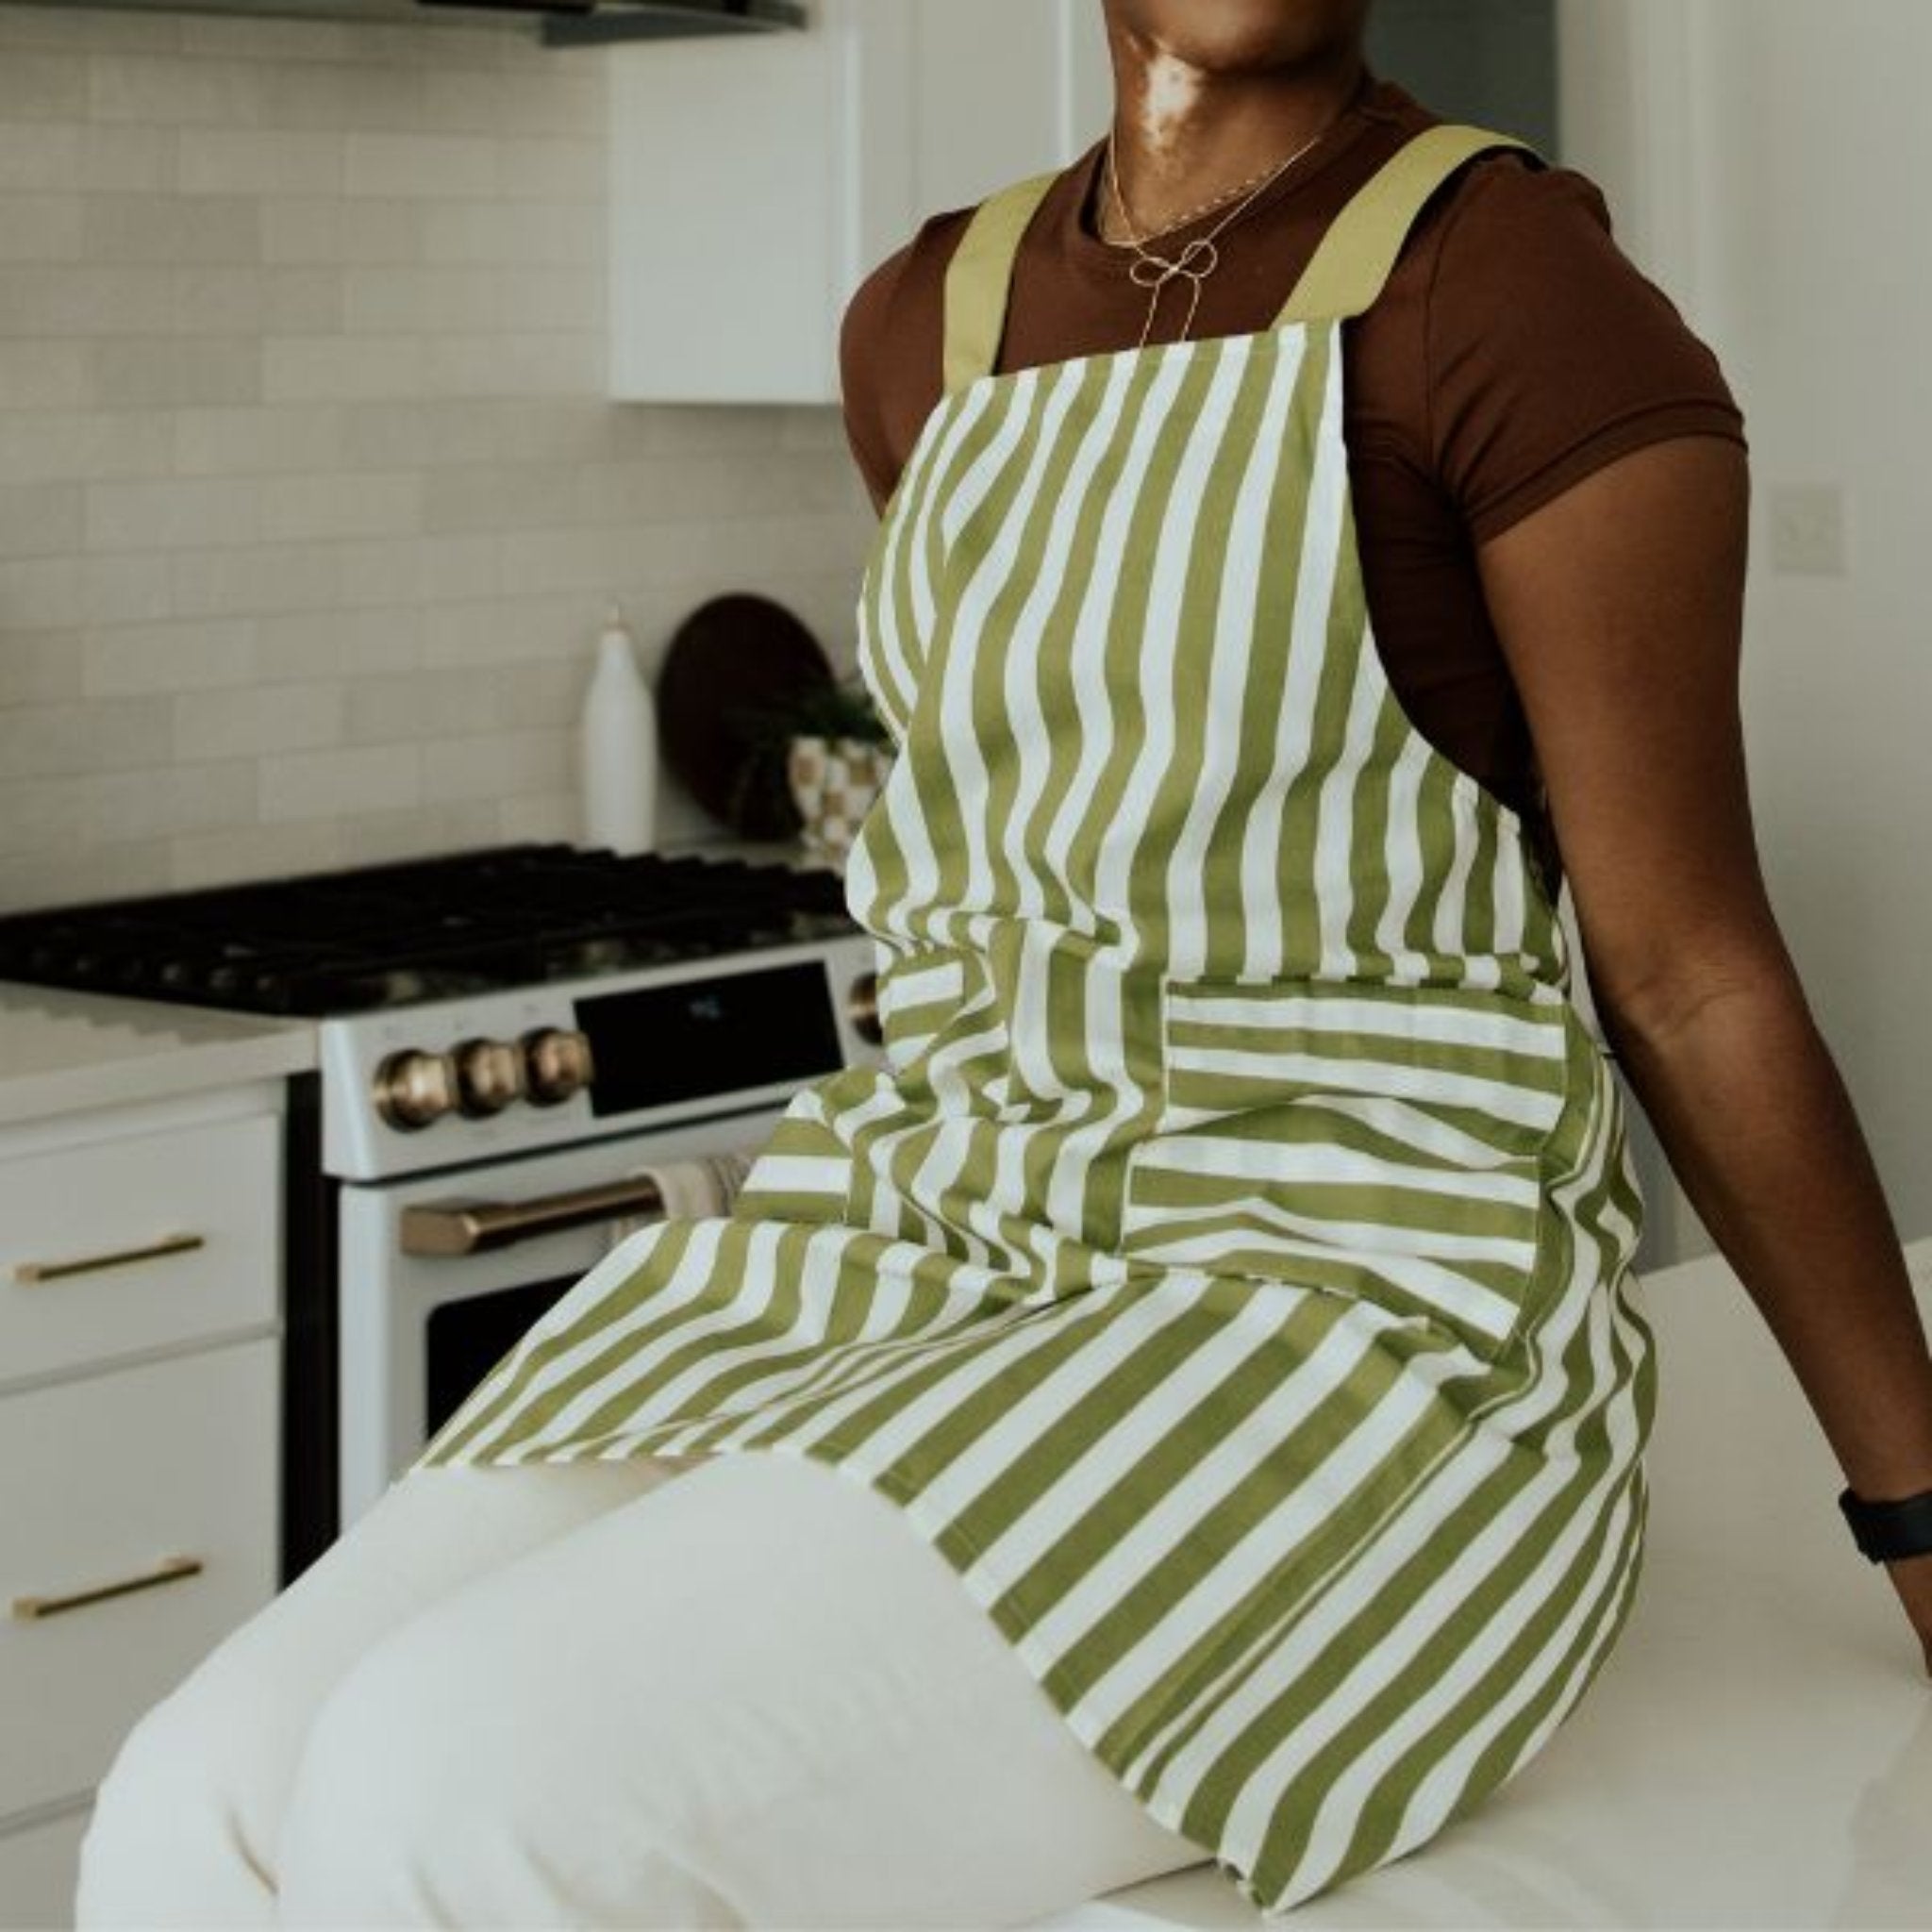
[0, 1114, 279, 1385]
[0, 1804, 88, 1931]
[0, 1341, 278, 1821]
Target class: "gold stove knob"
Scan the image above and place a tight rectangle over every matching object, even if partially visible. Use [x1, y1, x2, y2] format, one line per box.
[521, 1027, 594, 1107]
[454, 1038, 525, 1117]
[374, 1049, 458, 1131]
[847, 970, 882, 1046]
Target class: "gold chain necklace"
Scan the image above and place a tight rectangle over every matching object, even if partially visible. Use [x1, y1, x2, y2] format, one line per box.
[1103, 125, 1329, 348]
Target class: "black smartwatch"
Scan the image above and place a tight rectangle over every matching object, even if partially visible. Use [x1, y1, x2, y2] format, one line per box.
[1838, 1485, 1932, 1563]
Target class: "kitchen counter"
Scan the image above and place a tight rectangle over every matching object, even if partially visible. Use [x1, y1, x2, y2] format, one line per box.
[0, 982, 316, 1130]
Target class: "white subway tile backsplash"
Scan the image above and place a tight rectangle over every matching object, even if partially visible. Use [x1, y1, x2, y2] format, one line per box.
[424, 330, 602, 400]
[0, 125, 80, 192]
[171, 543, 344, 622]
[0, 265, 179, 337]
[260, 60, 425, 137]
[83, 194, 263, 266]
[414, 535, 502, 604]
[345, 132, 499, 201]
[253, 607, 418, 684]
[170, 818, 344, 892]
[263, 195, 420, 266]
[79, 553, 175, 627]
[419, 597, 561, 671]
[175, 680, 344, 761]
[89, 55, 264, 128]
[337, 397, 499, 471]
[0, 555, 79, 628]
[493, 138, 602, 204]
[88, 340, 262, 411]
[498, 790, 579, 846]
[0, 842, 170, 911]
[421, 199, 598, 268]
[0, 629, 84, 708]
[343, 667, 502, 744]
[177, 17, 363, 68]
[0, 194, 85, 265]
[260, 741, 418, 824]
[0, 759, 256, 855]
[338, 799, 500, 867]
[258, 471, 422, 543]
[86, 475, 264, 552]
[77, 125, 180, 194]
[0, 8, 873, 908]
[422, 726, 567, 803]
[333, 537, 424, 609]
[89, 760, 257, 845]
[263, 333, 424, 403]
[0, 696, 171, 778]
[0, 341, 87, 413]
[175, 404, 343, 477]
[0, 411, 173, 486]
[342, 264, 500, 336]
[84, 618, 255, 697]
[424, 462, 586, 536]
[180, 127, 344, 198]
[0, 53, 87, 124]
[0, 483, 83, 560]
[0, 8, 177, 57]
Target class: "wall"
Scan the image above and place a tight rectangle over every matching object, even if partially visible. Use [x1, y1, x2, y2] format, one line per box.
[1368, 0, 1557, 152]
[1558, 0, 1932, 1248]
[0, 3, 875, 910]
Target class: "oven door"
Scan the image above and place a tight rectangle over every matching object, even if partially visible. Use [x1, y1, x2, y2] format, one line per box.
[335, 1105, 783, 1530]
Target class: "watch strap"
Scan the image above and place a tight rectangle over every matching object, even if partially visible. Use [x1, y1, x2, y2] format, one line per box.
[1838, 1484, 1932, 1563]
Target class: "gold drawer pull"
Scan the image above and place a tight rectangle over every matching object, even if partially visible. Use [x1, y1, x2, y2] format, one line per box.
[11, 1554, 205, 1621]
[13, 1232, 206, 1286]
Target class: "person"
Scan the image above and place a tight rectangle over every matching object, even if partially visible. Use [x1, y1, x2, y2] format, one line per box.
[78, 2, 1932, 1925]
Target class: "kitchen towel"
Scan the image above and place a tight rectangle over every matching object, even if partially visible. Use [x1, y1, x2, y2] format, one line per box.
[606, 1150, 759, 1251]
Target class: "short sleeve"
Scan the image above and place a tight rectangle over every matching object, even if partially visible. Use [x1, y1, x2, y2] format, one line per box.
[1423, 158, 1748, 546]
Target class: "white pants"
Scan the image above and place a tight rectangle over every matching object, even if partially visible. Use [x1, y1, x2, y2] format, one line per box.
[75, 1449, 1207, 1928]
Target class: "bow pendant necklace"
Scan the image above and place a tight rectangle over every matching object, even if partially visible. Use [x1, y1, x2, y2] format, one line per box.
[1105, 123, 1330, 349]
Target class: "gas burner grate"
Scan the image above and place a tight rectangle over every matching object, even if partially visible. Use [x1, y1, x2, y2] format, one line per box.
[0, 843, 856, 1016]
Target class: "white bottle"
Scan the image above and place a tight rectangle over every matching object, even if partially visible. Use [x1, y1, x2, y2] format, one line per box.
[578, 604, 658, 856]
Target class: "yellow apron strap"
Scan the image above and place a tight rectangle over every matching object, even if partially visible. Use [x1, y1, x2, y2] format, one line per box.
[941, 169, 1061, 395]
[1273, 125, 1538, 325]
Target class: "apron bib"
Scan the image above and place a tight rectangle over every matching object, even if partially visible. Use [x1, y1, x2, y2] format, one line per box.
[422, 125, 1657, 1914]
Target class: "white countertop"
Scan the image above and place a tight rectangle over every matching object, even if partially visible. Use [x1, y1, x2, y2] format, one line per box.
[0, 981, 317, 1129]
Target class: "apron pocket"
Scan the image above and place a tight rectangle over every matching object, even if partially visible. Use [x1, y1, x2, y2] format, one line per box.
[1121, 976, 1575, 1359]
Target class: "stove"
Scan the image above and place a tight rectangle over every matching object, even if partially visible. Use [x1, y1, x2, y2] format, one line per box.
[0, 841, 856, 1017]
[0, 841, 884, 1577]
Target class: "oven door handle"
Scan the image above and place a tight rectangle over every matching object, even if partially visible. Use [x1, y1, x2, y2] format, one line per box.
[400, 1177, 667, 1257]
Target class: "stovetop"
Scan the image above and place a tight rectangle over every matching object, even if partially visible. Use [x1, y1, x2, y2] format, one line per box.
[0, 843, 858, 1018]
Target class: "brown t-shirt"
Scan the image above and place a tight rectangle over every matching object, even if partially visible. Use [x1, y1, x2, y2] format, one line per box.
[837, 69, 1748, 897]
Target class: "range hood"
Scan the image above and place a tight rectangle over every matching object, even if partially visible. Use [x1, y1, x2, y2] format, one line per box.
[13, 0, 808, 45]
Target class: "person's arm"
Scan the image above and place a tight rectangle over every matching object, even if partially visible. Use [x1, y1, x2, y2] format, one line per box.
[1476, 434, 1932, 1677]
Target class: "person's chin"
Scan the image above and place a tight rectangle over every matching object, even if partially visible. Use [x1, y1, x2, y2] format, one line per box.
[1113, 0, 1369, 78]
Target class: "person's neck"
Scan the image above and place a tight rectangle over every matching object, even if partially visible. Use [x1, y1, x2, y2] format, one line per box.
[1099, 43, 1368, 242]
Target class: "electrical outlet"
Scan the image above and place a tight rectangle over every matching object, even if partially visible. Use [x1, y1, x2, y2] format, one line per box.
[1767, 482, 1849, 576]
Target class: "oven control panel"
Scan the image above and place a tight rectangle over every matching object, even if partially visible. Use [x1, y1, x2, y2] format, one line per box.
[324, 933, 884, 1181]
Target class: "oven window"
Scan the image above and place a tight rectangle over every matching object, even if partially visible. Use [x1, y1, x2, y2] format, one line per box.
[425, 1276, 578, 1438]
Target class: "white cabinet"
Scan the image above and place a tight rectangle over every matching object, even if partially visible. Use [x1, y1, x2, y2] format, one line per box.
[0, 1083, 283, 1929]
[608, 0, 1113, 403]
[0, 1807, 90, 1932]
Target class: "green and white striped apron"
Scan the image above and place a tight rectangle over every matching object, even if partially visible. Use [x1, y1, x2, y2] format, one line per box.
[420, 125, 1658, 1913]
